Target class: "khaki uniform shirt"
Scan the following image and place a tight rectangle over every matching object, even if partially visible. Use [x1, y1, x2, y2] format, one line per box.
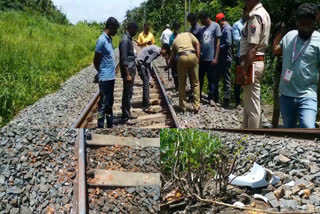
[240, 3, 271, 56]
[171, 32, 199, 59]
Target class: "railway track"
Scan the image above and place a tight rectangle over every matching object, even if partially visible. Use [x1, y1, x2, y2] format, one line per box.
[75, 129, 160, 214]
[72, 44, 179, 129]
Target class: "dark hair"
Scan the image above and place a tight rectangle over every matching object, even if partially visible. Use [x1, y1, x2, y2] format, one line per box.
[144, 23, 150, 28]
[317, 5, 320, 10]
[199, 11, 209, 19]
[127, 21, 139, 29]
[105, 17, 119, 29]
[296, 3, 317, 20]
[172, 21, 181, 30]
[187, 13, 198, 22]
[161, 43, 171, 53]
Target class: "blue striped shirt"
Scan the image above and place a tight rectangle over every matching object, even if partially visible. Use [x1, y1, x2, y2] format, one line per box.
[95, 32, 115, 81]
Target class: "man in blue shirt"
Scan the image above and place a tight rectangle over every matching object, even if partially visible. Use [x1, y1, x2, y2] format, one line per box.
[273, 3, 320, 128]
[232, 14, 246, 107]
[215, 13, 233, 108]
[199, 11, 222, 107]
[93, 17, 120, 128]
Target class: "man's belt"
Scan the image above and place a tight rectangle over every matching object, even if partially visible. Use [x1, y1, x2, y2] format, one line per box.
[178, 50, 196, 57]
[253, 55, 264, 61]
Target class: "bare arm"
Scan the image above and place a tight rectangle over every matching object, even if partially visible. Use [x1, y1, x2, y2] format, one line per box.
[213, 38, 220, 64]
[272, 32, 285, 56]
[93, 52, 102, 71]
[192, 40, 200, 62]
[242, 44, 257, 73]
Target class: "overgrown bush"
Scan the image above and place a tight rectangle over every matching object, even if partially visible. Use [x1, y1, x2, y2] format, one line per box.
[161, 129, 245, 199]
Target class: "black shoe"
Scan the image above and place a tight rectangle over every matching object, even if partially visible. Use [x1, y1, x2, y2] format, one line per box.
[223, 100, 230, 109]
[143, 105, 151, 113]
[123, 119, 137, 125]
[234, 102, 242, 109]
[129, 114, 138, 119]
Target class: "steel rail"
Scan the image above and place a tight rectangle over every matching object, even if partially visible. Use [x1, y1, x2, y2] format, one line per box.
[152, 64, 180, 128]
[210, 128, 320, 140]
[78, 129, 87, 214]
[72, 54, 179, 128]
[71, 90, 100, 129]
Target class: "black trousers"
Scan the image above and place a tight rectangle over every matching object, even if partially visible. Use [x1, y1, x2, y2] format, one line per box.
[137, 62, 150, 107]
[199, 61, 217, 100]
[215, 60, 232, 102]
[122, 71, 136, 119]
[97, 80, 115, 128]
[234, 57, 241, 105]
[171, 61, 179, 90]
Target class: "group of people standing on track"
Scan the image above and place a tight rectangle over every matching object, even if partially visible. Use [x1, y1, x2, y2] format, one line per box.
[160, 0, 320, 129]
[93, 0, 320, 129]
[93, 19, 170, 128]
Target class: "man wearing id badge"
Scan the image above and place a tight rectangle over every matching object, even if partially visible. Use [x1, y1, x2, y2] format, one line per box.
[273, 3, 320, 128]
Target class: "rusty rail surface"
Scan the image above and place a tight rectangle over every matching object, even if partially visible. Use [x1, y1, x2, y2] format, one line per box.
[71, 90, 100, 129]
[210, 128, 320, 140]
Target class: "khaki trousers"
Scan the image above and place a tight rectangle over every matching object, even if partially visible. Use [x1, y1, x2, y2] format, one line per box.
[242, 61, 265, 129]
[177, 54, 200, 111]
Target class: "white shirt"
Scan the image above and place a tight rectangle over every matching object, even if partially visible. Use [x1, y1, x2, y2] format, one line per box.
[160, 28, 173, 45]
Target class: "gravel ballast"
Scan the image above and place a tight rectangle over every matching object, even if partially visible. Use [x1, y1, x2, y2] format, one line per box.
[87, 128, 160, 214]
[0, 128, 76, 214]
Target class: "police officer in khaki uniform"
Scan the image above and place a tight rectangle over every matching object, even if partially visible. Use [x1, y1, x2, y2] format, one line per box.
[240, 0, 271, 128]
[168, 32, 201, 113]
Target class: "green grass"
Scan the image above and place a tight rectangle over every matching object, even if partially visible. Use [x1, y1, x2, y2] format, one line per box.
[0, 11, 105, 127]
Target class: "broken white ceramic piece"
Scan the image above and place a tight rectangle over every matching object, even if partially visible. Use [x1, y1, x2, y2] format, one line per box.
[284, 181, 295, 187]
[254, 194, 268, 203]
[233, 201, 245, 207]
[228, 162, 280, 188]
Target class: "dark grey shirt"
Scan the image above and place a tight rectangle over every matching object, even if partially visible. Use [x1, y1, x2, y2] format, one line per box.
[219, 23, 233, 62]
[190, 23, 202, 43]
[137, 45, 160, 65]
[119, 32, 136, 77]
[200, 22, 222, 61]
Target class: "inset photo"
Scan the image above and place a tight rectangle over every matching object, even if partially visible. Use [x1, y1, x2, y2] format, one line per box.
[160, 129, 320, 214]
[78, 128, 160, 214]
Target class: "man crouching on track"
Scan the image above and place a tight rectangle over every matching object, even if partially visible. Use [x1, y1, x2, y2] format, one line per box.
[167, 32, 201, 113]
[136, 43, 171, 112]
[93, 17, 120, 128]
[119, 22, 139, 124]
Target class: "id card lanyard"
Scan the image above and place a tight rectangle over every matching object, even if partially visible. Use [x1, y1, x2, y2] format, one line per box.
[291, 36, 310, 67]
